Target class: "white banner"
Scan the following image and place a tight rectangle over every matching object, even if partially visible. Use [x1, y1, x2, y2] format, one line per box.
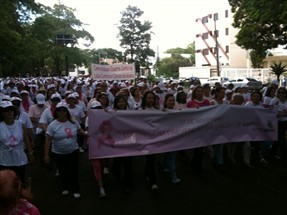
[91, 64, 135, 80]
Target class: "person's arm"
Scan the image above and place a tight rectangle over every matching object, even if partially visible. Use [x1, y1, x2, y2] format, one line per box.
[22, 125, 34, 162]
[44, 135, 52, 164]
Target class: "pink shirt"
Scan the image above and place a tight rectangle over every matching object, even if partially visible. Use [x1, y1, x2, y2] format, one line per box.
[10, 199, 41, 215]
[186, 99, 210, 108]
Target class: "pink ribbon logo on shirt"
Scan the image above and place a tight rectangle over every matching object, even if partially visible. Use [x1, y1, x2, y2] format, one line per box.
[97, 120, 115, 148]
[9, 135, 17, 147]
[65, 128, 73, 139]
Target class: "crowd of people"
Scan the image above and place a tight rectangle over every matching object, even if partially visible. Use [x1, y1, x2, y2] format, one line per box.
[0, 75, 286, 211]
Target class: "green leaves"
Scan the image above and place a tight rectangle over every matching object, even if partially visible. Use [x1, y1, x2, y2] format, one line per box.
[118, 5, 155, 69]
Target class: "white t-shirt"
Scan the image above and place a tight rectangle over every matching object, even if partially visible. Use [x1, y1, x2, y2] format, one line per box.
[39, 107, 54, 134]
[46, 120, 80, 154]
[0, 120, 28, 166]
[68, 106, 85, 124]
[270, 97, 287, 121]
[17, 111, 33, 129]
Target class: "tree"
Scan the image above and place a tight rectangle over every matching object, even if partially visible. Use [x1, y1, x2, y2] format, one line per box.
[0, 0, 39, 76]
[229, 0, 287, 61]
[270, 62, 287, 82]
[157, 54, 192, 78]
[118, 5, 155, 70]
[32, 3, 94, 75]
[165, 42, 195, 66]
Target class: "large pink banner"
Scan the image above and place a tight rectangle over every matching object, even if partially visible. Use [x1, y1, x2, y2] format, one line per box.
[88, 106, 277, 159]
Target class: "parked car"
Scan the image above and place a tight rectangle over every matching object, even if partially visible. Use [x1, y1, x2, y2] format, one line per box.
[204, 77, 230, 87]
[223, 77, 262, 89]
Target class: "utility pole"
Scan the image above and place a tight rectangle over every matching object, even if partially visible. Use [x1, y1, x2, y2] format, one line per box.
[214, 17, 220, 77]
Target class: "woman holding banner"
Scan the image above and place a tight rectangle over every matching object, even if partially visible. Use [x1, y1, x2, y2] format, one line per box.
[162, 93, 181, 184]
[186, 85, 210, 173]
[140, 90, 160, 190]
[111, 95, 133, 193]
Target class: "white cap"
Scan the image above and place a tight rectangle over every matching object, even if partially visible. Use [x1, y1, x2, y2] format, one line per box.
[47, 84, 56, 90]
[90, 101, 102, 109]
[51, 93, 61, 100]
[2, 95, 11, 101]
[0, 101, 14, 108]
[36, 94, 45, 105]
[10, 97, 22, 102]
[56, 102, 68, 109]
[67, 94, 76, 99]
[20, 90, 29, 95]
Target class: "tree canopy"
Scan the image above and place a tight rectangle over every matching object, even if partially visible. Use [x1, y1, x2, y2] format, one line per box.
[229, 0, 287, 57]
[117, 5, 155, 70]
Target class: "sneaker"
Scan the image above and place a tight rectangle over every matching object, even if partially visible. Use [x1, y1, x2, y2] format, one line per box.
[151, 184, 159, 190]
[171, 178, 181, 184]
[79, 147, 84, 153]
[103, 167, 109, 175]
[99, 187, 106, 198]
[244, 162, 255, 169]
[61, 190, 69, 196]
[260, 158, 268, 167]
[73, 193, 81, 199]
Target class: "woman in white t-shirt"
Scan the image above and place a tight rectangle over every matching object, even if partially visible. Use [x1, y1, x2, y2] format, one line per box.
[44, 103, 88, 199]
[0, 101, 34, 185]
[270, 87, 287, 161]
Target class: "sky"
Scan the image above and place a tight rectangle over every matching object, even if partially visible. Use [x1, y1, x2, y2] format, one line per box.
[35, 0, 229, 54]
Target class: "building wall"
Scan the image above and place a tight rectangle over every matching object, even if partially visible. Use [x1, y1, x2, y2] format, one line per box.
[194, 8, 250, 69]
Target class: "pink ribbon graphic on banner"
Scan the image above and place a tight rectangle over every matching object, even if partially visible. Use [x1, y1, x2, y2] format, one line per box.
[65, 128, 73, 139]
[97, 120, 115, 148]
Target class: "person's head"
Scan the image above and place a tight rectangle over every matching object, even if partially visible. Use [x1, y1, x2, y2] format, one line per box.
[227, 83, 234, 90]
[54, 103, 73, 122]
[113, 95, 128, 110]
[164, 93, 175, 109]
[270, 79, 279, 89]
[213, 86, 226, 99]
[93, 87, 103, 99]
[234, 87, 243, 94]
[191, 85, 204, 100]
[66, 94, 77, 106]
[130, 87, 140, 97]
[0, 101, 17, 122]
[141, 90, 157, 109]
[50, 94, 61, 107]
[10, 97, 22, 112]
[265, 86, 276, 98]
[176, 91, 187, 104]
[231, 93, 244, 105]
[250, 90, 262, 104]
[97, 92, 109, 107]
[90, 101, 103, 110]
[202, 83, 211, 96]
[35, 93, 46, 107]
[20, 90, 29, 101]
[276, 87, 287, 101]
[0, 170, 32, 213]
[225, 89, 233, 101]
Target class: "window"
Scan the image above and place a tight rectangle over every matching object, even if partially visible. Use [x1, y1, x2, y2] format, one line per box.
[225, 28, 229, 35]
[202, 32, 209, 39]
[196, 49, 201, 53]
[214, 13, 219, 21]
[210, 48, 213, 53]
[203, 49, 209, 55]
[202, 16, 208, 23]
[196, 34, 201, 38]
[225, 10, 229, 18]
[214, 30, 219, 37]
[226, 46, 229, 53]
